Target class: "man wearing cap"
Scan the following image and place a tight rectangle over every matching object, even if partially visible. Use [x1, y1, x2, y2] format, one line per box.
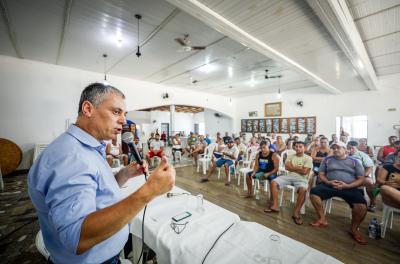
[309, 141, 368, 245]
[202, 137, 238, 186]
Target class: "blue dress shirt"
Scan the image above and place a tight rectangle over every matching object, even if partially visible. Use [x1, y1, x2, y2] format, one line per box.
[28, 125, 129, 263]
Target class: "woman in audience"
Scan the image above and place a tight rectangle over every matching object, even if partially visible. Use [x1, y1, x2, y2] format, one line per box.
[106, 138, 128, 167]
[275, 135, 286, 155]
[311, 137, 331, 178]
[306, 137, 320, 155]
[358, 138, 374, 159]
[377, 136, 398, 163]
[192, 136, 207, 167]
[172, 133, 184, 162]
[377, 149, 400, 208]
[247, 137, 260, 156]
[245, 141, 279, 198]
[282, 139, 296, 163]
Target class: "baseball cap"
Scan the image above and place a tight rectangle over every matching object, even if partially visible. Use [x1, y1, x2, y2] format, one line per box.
[330, 141, 347, 148]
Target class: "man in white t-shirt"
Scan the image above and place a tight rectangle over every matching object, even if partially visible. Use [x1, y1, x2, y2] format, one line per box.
[146, 133, 165, 166]
[202, 137, 238, 186]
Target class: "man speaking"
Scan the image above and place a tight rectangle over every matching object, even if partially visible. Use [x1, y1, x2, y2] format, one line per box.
[28, 83, 175, 263]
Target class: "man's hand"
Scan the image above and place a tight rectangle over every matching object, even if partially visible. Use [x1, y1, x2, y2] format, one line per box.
[386, 181, 400, 189]
[115, 161, 148, 187]
[146, 156, 175, 196]
[332, 180, 349, 190]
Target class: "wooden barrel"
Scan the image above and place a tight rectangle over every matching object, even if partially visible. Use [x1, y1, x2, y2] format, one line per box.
[0, 138, 22, 176]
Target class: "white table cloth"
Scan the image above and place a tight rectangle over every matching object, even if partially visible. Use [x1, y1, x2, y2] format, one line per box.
[120, 176, 342, 264]
[121, 175, 240, 264]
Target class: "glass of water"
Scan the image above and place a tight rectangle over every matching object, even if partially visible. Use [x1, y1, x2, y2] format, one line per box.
[268, 234, 282, 264]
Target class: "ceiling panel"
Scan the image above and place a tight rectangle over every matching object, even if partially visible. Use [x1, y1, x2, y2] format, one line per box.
[5, 0, 64, 63]
[194, 0, 369, 92]
[348, 0, 400, 76]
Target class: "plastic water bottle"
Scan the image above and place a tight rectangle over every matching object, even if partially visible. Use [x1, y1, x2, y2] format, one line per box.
[368, 218, 377, 239]
[375, 221, 381, 239]
[255, 189, 260, 200]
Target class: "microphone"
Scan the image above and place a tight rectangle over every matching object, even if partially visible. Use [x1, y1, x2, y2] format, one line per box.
[122, 132, 143, 166]
[166, 192, 190, 198]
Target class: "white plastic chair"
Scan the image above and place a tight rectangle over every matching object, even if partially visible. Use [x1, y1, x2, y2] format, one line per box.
[33, 143, 49, 162]
[35, 230, 50, 260]
[217, 163, 236, 182]
[381, 203, 400, 238]
[323, 187, 367, 218]
[197, 144, 215, 175]
[175, 150, 182, 162]
[238, 150, 258, 189]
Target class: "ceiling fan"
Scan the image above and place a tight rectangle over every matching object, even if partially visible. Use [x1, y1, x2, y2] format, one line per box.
[175, 34, 206, 52]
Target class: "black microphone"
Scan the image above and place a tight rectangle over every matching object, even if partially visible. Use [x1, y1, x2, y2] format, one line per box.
[121, 132, 143, 165]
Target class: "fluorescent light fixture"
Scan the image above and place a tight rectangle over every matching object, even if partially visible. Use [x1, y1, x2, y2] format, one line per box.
[228, 66, 233, 77]
[200, 63, 217, 73]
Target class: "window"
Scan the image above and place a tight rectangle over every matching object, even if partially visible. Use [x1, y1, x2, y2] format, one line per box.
[336, 115, 368, 140]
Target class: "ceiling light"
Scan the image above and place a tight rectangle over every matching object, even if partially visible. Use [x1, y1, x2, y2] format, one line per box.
[229, 98, 232, 106]
[228, 66, 233, 77]
[357, 59, 364, 69]
[200, 64, 216, 73]
[135, 14, 142, 58]
[250, 72, 255, 87]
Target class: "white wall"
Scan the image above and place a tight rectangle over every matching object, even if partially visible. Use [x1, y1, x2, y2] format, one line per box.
[234, 74, 400, 146]
[204, 108, 233, 137]
[0, 55, 234, 169]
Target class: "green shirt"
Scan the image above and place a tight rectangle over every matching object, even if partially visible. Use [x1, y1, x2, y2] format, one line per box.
[351, 151, 374, 168]
[286, 154, 313, 178]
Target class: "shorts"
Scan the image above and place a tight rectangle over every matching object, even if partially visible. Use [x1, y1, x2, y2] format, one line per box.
[272, 175, 308, 190]
[247, 170, 277, 182]
[172, 148, 183, 154]
[148, 150, 163, 159]
[216, 159, 234, 168]
[214, 152, 222, 159]
[310, 183, 366, 208]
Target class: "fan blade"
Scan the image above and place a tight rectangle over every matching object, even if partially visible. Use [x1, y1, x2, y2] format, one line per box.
[191, 46, 206, 50]
[175, 38, 186, 46]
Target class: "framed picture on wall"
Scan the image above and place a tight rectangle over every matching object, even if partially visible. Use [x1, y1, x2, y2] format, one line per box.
[265, 102, 282, 117]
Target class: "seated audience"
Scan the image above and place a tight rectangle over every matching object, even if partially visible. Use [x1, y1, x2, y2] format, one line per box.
[248, 137, 260, 156]
[309, 141, 368, 245]
[223, 132, 231, 144]
[202, 138, 238, 186]
[234, 137, 247, 164]
[266, 142, 313, 226]
[311, 137, 331, 176]
[106, 138, 128, 167]
[329, 133, 338, 145]
[146, 133, 165, 167]
[186, 132, 198, 156]
[282, 139, 296, 163]
[204, 134, 211, 145]
[275, 136, 286, 155]
[147, 132, 156, 149]
[306, 137, 320, 155]
[245, 141, 279, 198]
[133, 136, 143, 158]
[161, 131, 167, 144]
[172, 133, 184, 162]
[383, 140, 400, 165]
[304, 133, 314, 146]
[192, 136, 207, 167]
[340, 132, 349, 144]
[270, 133, 277, 144]
[347, 141, 375, 211]
[377, 149, 400, 209]
[358, 138, 374, 159]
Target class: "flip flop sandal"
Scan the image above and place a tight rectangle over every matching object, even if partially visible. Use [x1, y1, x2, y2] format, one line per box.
[292, 216, 303, 225]
[200, 178, 209, 183]
[310, 220, 328, 228]
[264, 208, 279, 213]
[348, 231, 368, 245]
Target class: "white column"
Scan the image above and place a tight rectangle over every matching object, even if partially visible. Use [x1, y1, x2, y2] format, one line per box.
[170, 105, 175, 137]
